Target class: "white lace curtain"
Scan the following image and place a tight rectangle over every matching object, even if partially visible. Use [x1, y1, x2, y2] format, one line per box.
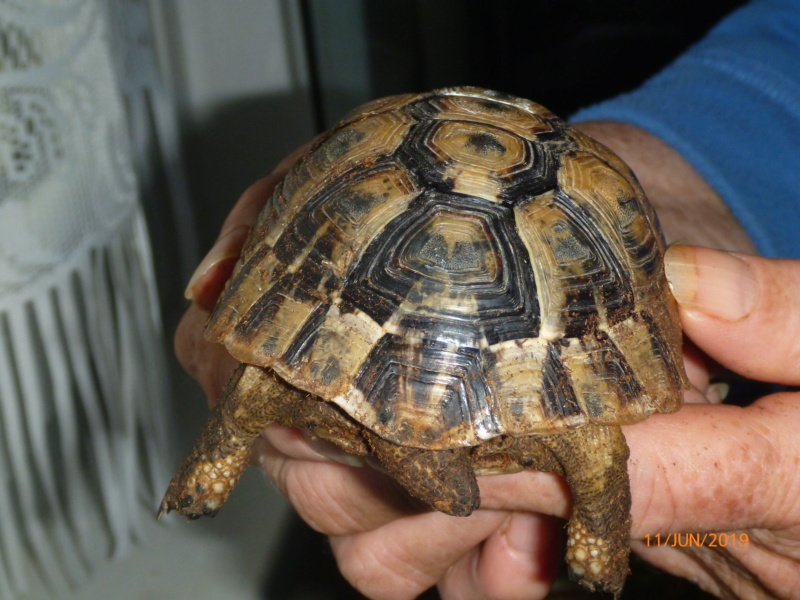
[0, 0, 182, 596]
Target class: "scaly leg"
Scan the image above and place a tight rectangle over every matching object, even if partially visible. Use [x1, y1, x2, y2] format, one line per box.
[366, 431, 479, 517]
[538, 424, 632, 599]
[159, 364, 367, 519]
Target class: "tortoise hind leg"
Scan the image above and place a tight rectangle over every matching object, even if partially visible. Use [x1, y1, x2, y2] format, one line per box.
[160, 363, 368, 519]
[539, 424, 631, 599]
[365, 431, 479, 517]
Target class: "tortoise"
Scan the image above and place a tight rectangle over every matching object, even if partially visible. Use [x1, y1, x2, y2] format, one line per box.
[160, 86, 688, 596]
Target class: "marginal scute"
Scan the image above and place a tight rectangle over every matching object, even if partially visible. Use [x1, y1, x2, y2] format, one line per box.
[277, 301, 384, 400]
[417, 93, 558, 141]
[488, 337, 595, 433]
[606, 312, 686, 415]
[561, 332, 647, 424]
[351, 334, 496, 447]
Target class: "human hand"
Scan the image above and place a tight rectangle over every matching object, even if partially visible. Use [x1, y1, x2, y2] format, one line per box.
[245, 246, 799, 599]
[178, 211, 800, 599]
[174, 132, 799, 599]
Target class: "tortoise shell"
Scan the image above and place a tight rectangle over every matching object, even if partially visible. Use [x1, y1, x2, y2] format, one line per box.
[205, 86, 687, 450]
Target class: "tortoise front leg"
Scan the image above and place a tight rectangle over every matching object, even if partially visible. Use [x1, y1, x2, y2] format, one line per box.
[539, 424, 632, 599]
[159, 364, 368, 519]
[159, 364, 290, 519]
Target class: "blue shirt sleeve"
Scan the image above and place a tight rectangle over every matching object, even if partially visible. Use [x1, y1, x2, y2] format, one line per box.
[570, 0, 800, 258]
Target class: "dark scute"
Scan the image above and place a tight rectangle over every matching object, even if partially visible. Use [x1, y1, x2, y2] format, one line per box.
[495, 140, 558, 205]
[327, 187, 381, 225]
[550, 190, 633, 336]
[592, 330, 644, 400]
[311, 127, 367, 167]
[641, 311, 686, 391]
[342, 191, 540, 343]
[275, 251, 338, 306]
[355, 335, 495, 437]
[403, 231, 490, 279]
[396, 121, 456, 194]
[397, 112, 568, 207]
[210, 244, 270, 328]
[541, 343, 582, 418]
[275, 159, 400, 267]
[309, 356, 342, 387]
[617, 194, 660, 277]
[281, 303, 330, 366]
[397, 313, 479, 347]
[233, 283, 286, 344]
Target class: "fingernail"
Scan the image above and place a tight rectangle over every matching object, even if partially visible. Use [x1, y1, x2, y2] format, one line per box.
[503, 513, 536, 557]
[184, 225, 250, 300]
[706, 382, 730, 403]
[664, 245, 757, 321]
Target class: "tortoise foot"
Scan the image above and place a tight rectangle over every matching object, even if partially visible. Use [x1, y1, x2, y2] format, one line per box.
[159, 451, 247, 519]
[565, 515, 629, 598]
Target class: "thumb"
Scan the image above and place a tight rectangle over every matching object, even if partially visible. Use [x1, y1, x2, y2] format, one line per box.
[664, 245, 800, 386]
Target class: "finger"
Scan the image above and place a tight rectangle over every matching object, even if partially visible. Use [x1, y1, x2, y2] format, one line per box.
[256, 440, 424, 536]
[257, 424, 366, 467]
[625, 392, 799, 537]
[173, 303, 238, 401]
[330, 510, 506, 600]
[665, 245, 800, 385]
[466, 394, 797, 538]
[682, 339, 713, 398]
[439, 512, 560, 600]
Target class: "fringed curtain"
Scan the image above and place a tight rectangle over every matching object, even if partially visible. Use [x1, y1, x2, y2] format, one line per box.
[0, 0, 177, 595]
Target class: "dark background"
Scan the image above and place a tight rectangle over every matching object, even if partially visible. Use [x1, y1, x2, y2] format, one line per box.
[308, 0, 748, 126]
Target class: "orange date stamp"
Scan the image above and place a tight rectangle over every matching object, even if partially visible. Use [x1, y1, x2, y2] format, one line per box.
[644, 533, 750, 548]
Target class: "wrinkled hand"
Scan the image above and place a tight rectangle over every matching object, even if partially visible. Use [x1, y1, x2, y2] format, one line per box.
[174, 134, 800, 600]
